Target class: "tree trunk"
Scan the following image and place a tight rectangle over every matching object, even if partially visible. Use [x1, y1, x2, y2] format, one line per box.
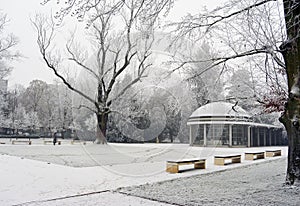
[280, 0, 300, 185]
[94, 112, 108, 144]
[281, 104, 300, 185]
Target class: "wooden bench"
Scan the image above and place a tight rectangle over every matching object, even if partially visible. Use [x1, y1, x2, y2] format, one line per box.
[266, 150, 281, 157]
[166, 159, 206, 173]
[71, 140, 86, 145]
[12, 140, 31, 145]
[245, 152, 265, 160]
[44, 140, 61, 145]
[214, 154, 241, 166]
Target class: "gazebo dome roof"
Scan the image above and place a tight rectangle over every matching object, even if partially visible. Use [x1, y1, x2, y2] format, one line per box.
[190, 102, 251, 119]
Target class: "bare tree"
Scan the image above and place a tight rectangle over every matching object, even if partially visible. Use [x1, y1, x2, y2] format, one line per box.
[33, 0, 173, 144]
[0, 12, 20, 128]
[0, 13, 19, 80]
[55, 82, 73, 132]
[185, 42, 225, 106]
[20, 80, 48, 113]
[171, 0, 300, 185]
[171, 0, 286, 99]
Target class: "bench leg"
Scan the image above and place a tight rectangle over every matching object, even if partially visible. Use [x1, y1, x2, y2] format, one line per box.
[166, 163, 179, 173]
[257, 154, 265, 159]
[266, 152, 281, 157]
[194, 161, 205, 169]
[214, 158, 225, 166]
[232, 157, 241, 164]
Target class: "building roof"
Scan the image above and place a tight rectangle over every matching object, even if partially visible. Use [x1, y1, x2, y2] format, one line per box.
[189, 102, 251, 119]
[187, 120, 280, 128]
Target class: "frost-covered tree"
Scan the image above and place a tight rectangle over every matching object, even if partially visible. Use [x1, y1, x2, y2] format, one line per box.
[0, 85, 7, 124]
[0, 92, 9, 127]
[24, 111, 41, 132]
[9, 106, 28, 132]
[84, 114, 97, 133]
[0, 13, 19, 80]
[11, 80, 73, 134]
[20, 80, 48, 113]
[0, 12, 19, 128]
[186, 43, 224, 106]
[50, 81, 74, 133]
[226, 69, 257, 110]
[5, 86, 25, 132]
[171, 0, 300, 185]
[34, 0, 173, 144]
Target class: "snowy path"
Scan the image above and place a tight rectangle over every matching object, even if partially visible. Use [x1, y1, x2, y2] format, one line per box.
[0, 142, 290, 205]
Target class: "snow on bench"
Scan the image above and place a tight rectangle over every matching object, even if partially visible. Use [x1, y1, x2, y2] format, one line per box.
[245, 152, 265, 160]
[266, 150, 281, 157]
[12, 140, 31, 145]
[214, 154, 241, 166]
[166, 158, 206, 173]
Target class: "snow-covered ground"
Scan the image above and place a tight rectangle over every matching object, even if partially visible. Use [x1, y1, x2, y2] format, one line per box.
[0, 139, 293, 205]
[119, 158, 300, 206]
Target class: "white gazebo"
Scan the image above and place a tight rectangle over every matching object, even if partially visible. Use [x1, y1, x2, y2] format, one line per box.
[187, 102, 284, 147]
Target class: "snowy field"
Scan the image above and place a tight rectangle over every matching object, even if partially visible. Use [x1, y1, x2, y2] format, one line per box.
[0, 139, 295, 205]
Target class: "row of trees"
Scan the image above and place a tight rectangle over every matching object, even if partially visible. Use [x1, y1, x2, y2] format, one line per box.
[0, 80, 73, 135]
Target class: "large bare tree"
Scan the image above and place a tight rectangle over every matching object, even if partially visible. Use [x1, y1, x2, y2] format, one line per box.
[33, 0, 173, 144]
[171, 0, 300, 185]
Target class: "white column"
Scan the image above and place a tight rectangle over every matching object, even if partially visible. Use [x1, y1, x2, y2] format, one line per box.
[247, 126, 251, 147]
[229, 124, 232, 147]
[257, 127, 260, 146]
[269, 129, 272, 146]
[274, 130, 277, 145]
[203, 124, 207, 146]
[189, 125, 193, 145]
[264, 128, 266, 146]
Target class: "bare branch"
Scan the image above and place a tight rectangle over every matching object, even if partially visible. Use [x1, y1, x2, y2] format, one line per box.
[65, 37, 100, 82]
[73, 104, 97, 113]
[31, 14, 99, 109]
[0, 13, 20, 62]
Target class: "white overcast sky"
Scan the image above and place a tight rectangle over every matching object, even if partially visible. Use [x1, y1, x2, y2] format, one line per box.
[1, 0, 224, 88]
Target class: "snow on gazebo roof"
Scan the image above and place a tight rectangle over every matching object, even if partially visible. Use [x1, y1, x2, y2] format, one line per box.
[189, 102, 251, 119]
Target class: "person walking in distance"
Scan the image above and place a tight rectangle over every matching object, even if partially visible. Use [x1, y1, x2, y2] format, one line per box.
[53, 132, 57, 145]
